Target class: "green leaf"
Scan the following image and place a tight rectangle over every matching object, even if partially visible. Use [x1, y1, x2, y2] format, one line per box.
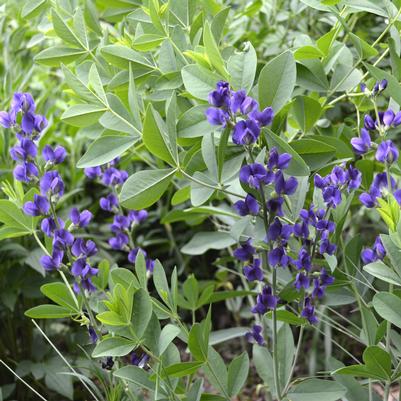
[181, 232, 236, 255]
[253, 345, 276, 395]
[291, 96, 322, 133]
[227, 352, 249, 396]
[132, 289, 152, 339]
[227, 42, 257, 93]
[0, 200, 36, 235]
[132, 34, 165, 51]
[77, 134, 137, 168]
[288, 379, 346, 401]
[21, 0, 47, 18]
[120, 168, 176, 209]
[209, 327, 249, 345]
[143, 105, 176, 165]
[88, 64, 107, 104]
[373, 292, 401, 329]
[101, 45, 155, 70]
[162, 361, 204, 378]
[61, 104, 106, 127]
[291, 139, 336, 170]
[153, 260, 171, 308]
[35, 46, 87, 66]
[294, 45, 324, 60]
[258, 50, 296, 113]
[114, 366, 160, 394]
[264, 130, 310, 176]
[40, 283, 79, 312]
[25, 305, 75, 319]
[52, 9, 83, 48]
[364, 261, 401, 286]
[159, 324, 181, 355]
[203, 21, 229, 79]
[96, 311, 129, 326]
[333, 346, 392, 380]
[182, 64, 222, 100]
[92, 336, 137, 357]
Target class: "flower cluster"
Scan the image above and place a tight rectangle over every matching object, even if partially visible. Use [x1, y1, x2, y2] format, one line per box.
[360, 79, 388, 98]
[2, 93, 49, 182]
[361, 236, 386, 264]
[205, 81, 273, 145]
[84, 161, 154, 272]
[2, 93, 99, 292]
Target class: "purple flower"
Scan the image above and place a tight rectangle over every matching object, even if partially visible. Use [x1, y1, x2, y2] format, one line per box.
[251, 285, 278, 314]
[71, 258, 98, 278]
[88, 327, 98, 343]
[243, 258, 264, 281]
[42, 145, 66, 164]
[301, 297, 318, 324]
[268, 246, 292, 267]
[111, 215, 130, 233]
[79, 277, 97, 292]
[381, 109, 401, 127]
[40, 250, 64, 271]
[232, 119, 260, 145]
[146, 258, 155, 272]
[230, 90, 258, 114]
[41, 217, 64, 237]
[330, 166, 347, 186]
[322, 186, 342, 208]
[274, 171, 298, 195]
[312, 278, 325, 299]
[10, 138, 37, 161]
[100, 193, 119, 211]
[102, 167, 128, 186]
[359, 188, 379, 208]
[320, 268, 334, 286]
[53, 229, 74, 250]
[347, 165, 362, 191]
[128, 210, 148, 224]
[14, 162, 38, 182]
[268, 148, 292, 170]
[245, 324, 265, 346]
[34, 115, 48, 132]
[109, 233, 129, 250]
[70, 208, 92, 228]
[71, 238, 97, 257]
[128, 248, 147, 263]
[267, 218, 292, 242]
[395, 189, 401, 205]
[233, 239, 255, 261]
[21, 112, 35, 134]
[130, 353, 149, 368]
[372, 172, 395, 191]
[376, 140, 399, 164]
[205, 107, 229, 126]
[314, 173, 330, 189]
[295, 247, 311, 271]
[11, 92, 35, 114]
[233, 194, 259, 216]
[239, 163, 272, 189]
[250, 107, 274, 127]
[364, 115, 376, 131]
[0, 111, 14, 128]
[40, 171, 64, 196]
[208, 81, 231, 107]
[266, 196, 284, 216]
[23, 194, 50, 216]
[295, 272, 310, 291]
[319, 239, 336, 255]
[361, 236, 386, 264]
[84, 166, 102, 179]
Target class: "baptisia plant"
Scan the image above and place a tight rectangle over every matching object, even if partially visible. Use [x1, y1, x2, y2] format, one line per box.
[205, 81, 362, 400]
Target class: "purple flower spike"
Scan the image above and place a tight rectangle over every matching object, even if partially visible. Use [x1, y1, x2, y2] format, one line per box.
[266, 196, 284, 216]
[232, 119, 260, 145]
[40, 171, 64, 196]
[274, 171, 298, 195]
[34, 115, 48, 132]
[376, 140, 399, 164]
[383, 109, 395, 127]
[295, 272, 310, 291]
[245, 325, 265, 346]
[42, 145, 66, 164]
[128, 210, 148, 224]
[53, 229, 74, 250]
[268, 147, 292, 170]
[208, 81, 231, 107]
[71, 239, 97, 258]
[233, 194, 259, 216]
[243, 258, 264, 281]
[109, 233, 129, 250]
[23, 194, 50, 216]
[41, 217, 64, 237]
[351, 128, 372, 155]
[364, 115, 376, 131]
[322, 186, 342, 208]
[11, 92, 35, 114]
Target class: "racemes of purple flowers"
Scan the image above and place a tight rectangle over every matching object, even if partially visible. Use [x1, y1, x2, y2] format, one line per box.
[204, 82, 362, 332]
[84, 161, 154, 273]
